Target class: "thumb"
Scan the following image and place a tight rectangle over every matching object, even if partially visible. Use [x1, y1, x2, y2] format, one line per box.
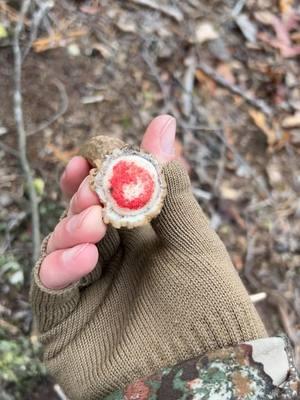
[141, 115, 213, 250]
[140, 114, 177, 163]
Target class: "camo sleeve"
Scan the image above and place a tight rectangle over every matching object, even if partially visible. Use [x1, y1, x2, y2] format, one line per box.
[104, 336, 299, 400]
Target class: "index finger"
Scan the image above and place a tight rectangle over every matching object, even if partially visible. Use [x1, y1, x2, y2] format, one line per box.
[60, 156, 91, 199]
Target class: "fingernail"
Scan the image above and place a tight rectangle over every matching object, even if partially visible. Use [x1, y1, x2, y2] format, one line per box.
[62, 243, 90, 264]
[66, 207, 92, 232]
[160, 117, 176, 155]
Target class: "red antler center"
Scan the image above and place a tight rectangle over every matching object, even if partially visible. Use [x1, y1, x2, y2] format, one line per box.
[109, 160, 155, 210]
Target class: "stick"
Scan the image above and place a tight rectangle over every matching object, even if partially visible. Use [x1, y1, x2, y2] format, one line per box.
[231, 0, 247, 17]
[22, 0, 54, 61]
[13, 0, 40, 262]
[27, 79, 68, 136]
[182, 56, 196, 117]
[250, 292, 267, 304]
[130, 0, 183, 22]
[197, 62, 273, 116]
[53, 384, 69, 400]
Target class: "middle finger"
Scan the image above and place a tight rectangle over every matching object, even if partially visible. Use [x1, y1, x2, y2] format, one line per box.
[47, 205, 106, 253]
[68, 176, 100, 216]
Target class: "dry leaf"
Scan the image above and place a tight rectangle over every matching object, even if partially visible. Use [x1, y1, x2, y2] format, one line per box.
[195, 22, 219, 44]
[33, 29, 87, 53]
[220, 183, 240, 200]
[279, 0, 294, 14]
[195, 69, 216, 95]
[216, 63, 235, 85]
[249, 109, 277, 146]
[254, 11, 275, 25]
[80, 5, 100, 15]
[255, 11, 300, 58]
[235, 14, 257, 43]
[282, 113, 300, 128]
[47, 143, 79, 164]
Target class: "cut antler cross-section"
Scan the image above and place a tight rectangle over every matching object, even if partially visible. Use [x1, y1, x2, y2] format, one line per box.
[80, 136, 166, 228]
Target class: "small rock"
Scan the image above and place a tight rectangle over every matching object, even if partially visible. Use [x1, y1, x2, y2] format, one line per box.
[220, 183, 241, 200]
[266, 163, 282, 186]
[286, 72, 297, 88]
[116, 14, 137, 33]
[0, 193, 13, 207]
[195, 22, 219, 44]
[67, 43, 81, 56]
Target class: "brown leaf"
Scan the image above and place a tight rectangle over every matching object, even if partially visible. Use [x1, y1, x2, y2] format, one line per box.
[47, 143, 79, 165]
[249, 109, 277, 147]
[216, 63, 235, 85]
[195, 70, 216, 95]
[255, 11, 300, 58]
[279, 0, 294, 15]
[33, 29, 88, 53]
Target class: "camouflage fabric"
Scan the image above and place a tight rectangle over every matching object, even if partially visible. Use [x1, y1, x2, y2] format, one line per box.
[104, 336, 299, 400]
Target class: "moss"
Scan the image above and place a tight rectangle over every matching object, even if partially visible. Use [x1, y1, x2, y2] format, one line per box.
[0, 331, 46, 399]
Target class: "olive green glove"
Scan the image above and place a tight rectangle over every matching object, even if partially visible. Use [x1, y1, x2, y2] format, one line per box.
[30, 157, 266, 400]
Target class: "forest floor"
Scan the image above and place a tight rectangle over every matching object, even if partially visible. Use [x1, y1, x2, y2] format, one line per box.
[0, 0, 300, 398]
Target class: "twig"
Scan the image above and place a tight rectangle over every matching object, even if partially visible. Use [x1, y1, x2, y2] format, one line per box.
[192, 187, 213, 201]
[250, 292, 267, 304]
[213, 139, 226, 193]
[0, 142, 20, 157]
[231, 0, 247, 17]
[130, 0, 183, 22]
[53, 384, 69, 400]
[22, 0, 54, 61]
[81, 94, 104, 105]
[141, 44, 171, 114]
[182, 56, 196, 117]
[0, 1, 31, 26]
[27, 79, 69, 136]
[197, 62, 273, 116]
[13, 0, 40, 262]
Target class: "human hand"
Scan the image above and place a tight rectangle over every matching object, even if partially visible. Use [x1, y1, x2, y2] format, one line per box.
[30, 115, 266, 400]
[39, 114, 177, 290]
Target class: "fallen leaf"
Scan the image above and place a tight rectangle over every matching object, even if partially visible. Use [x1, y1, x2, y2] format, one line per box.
[195, 22, 219, 44]
[47, 143, 79, 164]
[33, 29, 87, 53]
[235, 14, 257, 43]
[0, 23, 8, 39]
[249, 109, 277, 146]
[0, 2, 31, 26]
[116, 14, 137, 33]
[255, 11, 300, 58]
[33, 178, 45, 196]
[216, 63, 235, 85]
[266, 162, 283, 186]
[282, 113, 300, 128]
[254, 11, 276, 26]
[279, 0, 294, 14]
[220, 183, 241, 200]
[195, 69, 216, 95]
[80, 5, 100, 15]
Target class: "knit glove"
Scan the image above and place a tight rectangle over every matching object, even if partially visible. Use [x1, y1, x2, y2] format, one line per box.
[30, 115, 266, 400]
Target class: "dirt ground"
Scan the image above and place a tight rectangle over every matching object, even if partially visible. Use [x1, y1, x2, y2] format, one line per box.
[0, 0, 300, 398]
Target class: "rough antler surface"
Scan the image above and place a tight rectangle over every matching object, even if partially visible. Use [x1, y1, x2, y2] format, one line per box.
[79, 136, 166, 228]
